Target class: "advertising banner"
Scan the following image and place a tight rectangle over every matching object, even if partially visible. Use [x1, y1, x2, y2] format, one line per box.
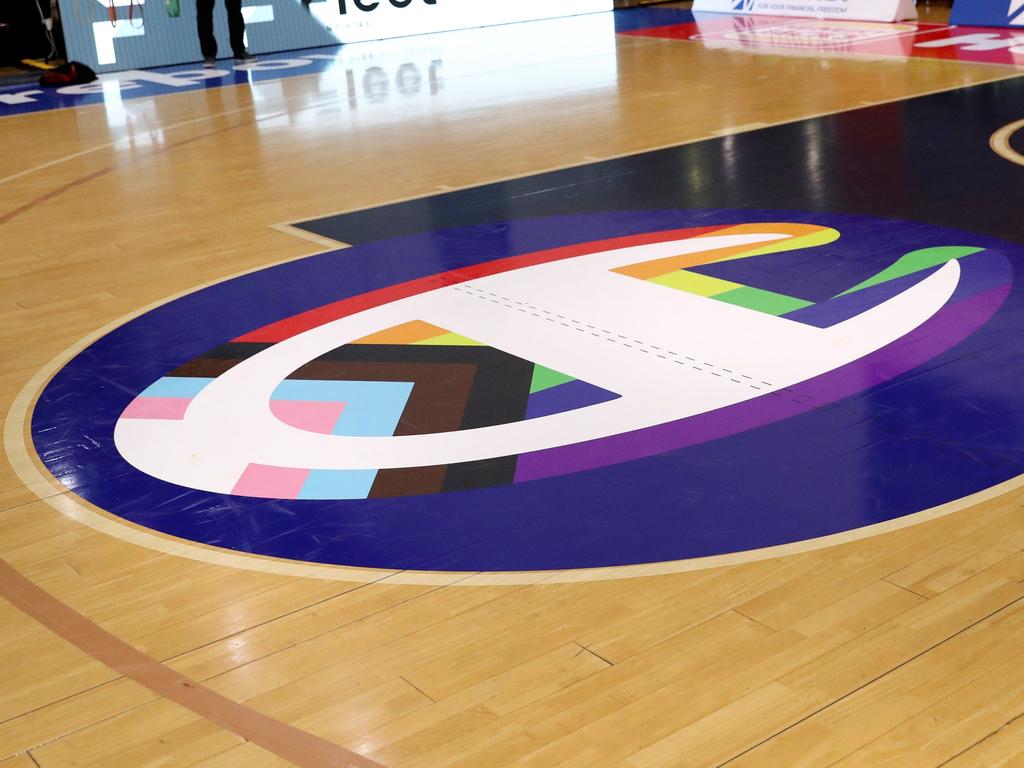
[621, 12, 1024, 66]
[1, 11, 617, 116]
[60, 0, 612, 73]
[691, 0, 916, 23]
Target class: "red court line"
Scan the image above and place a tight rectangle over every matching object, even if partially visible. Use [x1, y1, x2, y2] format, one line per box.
[0, 558, 387, 768]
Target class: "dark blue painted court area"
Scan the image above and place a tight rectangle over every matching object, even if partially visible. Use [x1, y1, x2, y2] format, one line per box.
[30, 78, 1024, 572]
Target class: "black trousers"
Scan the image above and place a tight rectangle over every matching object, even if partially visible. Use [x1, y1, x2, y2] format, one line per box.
[196, 0, 246, 59]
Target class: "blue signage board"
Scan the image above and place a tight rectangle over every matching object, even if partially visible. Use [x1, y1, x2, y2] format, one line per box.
[950, 0, 1024, 27]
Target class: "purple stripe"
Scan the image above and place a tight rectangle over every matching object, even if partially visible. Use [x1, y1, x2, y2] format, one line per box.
[525, 380, 618, 420]
[514, 284, 1010, 483]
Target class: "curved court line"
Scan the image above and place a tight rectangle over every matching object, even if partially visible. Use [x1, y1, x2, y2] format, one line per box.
[0, 168, 115, 226]
[5, 68, 1024, 585]
[0, 75, 340, 188]
[7, 285, 1024, 586]
[0, 98, 347, 224]
[0, 104, 262, 187]
[2, 61, 1018, 206]
[0, 558, 386, 768]
[991, 119, 1024, 167]
[0, 36, 655, 188]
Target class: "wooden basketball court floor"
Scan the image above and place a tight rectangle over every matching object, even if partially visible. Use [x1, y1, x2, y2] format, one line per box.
[5, 3, 1024, 766]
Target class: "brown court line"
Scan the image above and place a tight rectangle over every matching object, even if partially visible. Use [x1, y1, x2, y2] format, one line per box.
[0, 167, 113, 226]
[0, 100, 323, 226]
[0, 558, 387, 768]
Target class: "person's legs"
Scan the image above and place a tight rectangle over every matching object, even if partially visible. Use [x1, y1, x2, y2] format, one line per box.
[224, 0, 247, 58]
[196, 0, 217, 60]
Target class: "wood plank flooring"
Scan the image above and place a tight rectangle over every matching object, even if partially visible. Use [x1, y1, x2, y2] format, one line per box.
[4, 3, 1024, 766]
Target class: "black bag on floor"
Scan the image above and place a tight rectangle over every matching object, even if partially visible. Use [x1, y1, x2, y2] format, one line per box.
[39, 61, 97, 87]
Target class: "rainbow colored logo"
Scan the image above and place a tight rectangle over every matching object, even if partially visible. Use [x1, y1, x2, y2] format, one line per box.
[31, 211, 1024, 572]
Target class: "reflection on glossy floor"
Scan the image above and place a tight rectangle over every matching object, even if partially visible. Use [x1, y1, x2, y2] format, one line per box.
[5, 3, 1024, 766]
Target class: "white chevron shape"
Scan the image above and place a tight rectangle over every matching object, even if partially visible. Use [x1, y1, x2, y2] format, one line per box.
[1009, 0, 1024, 24]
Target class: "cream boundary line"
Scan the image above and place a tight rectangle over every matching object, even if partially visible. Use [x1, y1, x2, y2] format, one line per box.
[991, 119, 1024, 166]
[6, 74, 1024, 585]
[7, 249, 1024, 586]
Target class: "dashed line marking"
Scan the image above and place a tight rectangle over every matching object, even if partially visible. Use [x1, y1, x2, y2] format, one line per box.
[448, 283, 795, 397]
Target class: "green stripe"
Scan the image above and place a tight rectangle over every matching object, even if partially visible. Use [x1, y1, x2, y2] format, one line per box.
[838, 246, 983, 296]
[715, 286, 814, 316]
[530, 365, 575, 394]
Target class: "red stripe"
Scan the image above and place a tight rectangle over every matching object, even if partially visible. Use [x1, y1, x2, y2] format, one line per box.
[236, 225, 727, 343]
[619, 22, 701, 40]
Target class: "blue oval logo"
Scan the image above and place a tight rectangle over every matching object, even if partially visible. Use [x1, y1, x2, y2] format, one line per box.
[31, 210, 1024, 572]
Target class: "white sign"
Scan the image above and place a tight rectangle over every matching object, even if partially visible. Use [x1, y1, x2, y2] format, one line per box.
[62, 0, 612, 74]
[304, 0, 612, 44]
[692, 0, 916, 24]
[2, 12, 618, 116]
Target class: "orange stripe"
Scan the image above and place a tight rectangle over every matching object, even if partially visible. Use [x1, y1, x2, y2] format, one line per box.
[611, 223, 833, 280]
[0, 558, 387, 768]
[352, 320, 448, 345]
[611, 240, 774, 280]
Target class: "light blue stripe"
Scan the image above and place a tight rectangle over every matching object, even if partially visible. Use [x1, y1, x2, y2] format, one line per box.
[272, 379, 414, 437]
[272, 379, 411, 403]
[333, 382, 413, 437]
[299, 469, 379, 500]
[139, 377, 215, 398]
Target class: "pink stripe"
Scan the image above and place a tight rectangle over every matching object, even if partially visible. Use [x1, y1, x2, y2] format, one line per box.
[233, 463, 310, 499]
[271, 400, 347, 434]
[121, 396, 192, 420]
